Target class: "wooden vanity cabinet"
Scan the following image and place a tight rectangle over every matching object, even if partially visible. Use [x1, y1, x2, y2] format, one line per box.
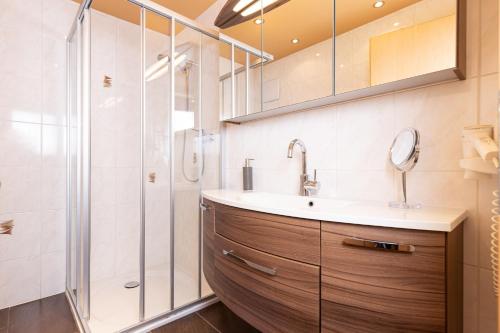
[202, 200, 463, 333]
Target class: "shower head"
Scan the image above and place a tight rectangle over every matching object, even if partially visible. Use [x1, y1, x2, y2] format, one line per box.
[145, 42, 193, 82]
[145, 54, 170, 82]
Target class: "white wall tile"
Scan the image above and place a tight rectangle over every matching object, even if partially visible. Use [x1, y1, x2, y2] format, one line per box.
[42, 36, 67, 125]
[478, 176, 498, 269]
[479, 73, 499, 133]
[479, 268, 498, 333]
[41, 166, 66, 211]
[0, 212, 41, 261]
[337, 94, 395, 171]
[41, 251, 65, 298]
[0, 167, 41, 214]
[394, 79, 477, 172]
[42, 0, 78, 40]
[337, 170, 395, 202]
[0, 121, 41, 167]
[42, 124, 66, 167]
[0, 72, 42, 123]
[0, 256, 41, 309]
[41, 209, 66, 254]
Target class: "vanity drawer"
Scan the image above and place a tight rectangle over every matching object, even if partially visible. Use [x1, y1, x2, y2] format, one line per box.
[321, 222, 446, 333]
[214, 203, 320, 264]
[214, 233, 320, 333]
[321, 298, 444, 333]
[321, 222, 446, 292]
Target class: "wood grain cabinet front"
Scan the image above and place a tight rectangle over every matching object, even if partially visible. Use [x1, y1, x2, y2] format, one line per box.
[213, 234, 320, 333]
[321, 222, 463, 333]
[213, 202, 321, 265]
[202, 201, 463, 333]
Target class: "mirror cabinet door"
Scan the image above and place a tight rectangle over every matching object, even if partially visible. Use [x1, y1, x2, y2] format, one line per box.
[262, 0, 334, 111]
[335, 0, 458, 95]
[218, 8, 263, 120]
[218, 40, 234, 120]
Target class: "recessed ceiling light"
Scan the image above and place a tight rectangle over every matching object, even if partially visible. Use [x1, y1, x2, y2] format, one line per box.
[373, 1, 385, 8]
[315, 53, 320, 57]
[393, 22, 400, 27]
[254, 18, 264, 24]
[291, 38, 300, 44]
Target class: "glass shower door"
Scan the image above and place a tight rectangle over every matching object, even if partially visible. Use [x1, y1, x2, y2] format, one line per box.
[144, 9, 172, 319]
[87, 2, 142, 331]
[172, 21, 203, 309]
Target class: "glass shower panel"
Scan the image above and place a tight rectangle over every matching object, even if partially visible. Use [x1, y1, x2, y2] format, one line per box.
[88, 1, 142, 332]
[173, 21, 203, 309]
[67, 26, 78, 302]
[144, 10, 172, 319]
[200, 33, 221, 298]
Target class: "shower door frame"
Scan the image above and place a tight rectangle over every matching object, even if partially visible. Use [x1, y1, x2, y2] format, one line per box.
[66, 0, 268, 331]
[66, 0, 224, 331]
[65, 1, 92, 331]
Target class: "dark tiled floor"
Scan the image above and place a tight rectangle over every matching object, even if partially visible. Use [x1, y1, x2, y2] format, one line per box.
[154, 302, 260, 333]
[196, 302, 259, 333]
[0, 293, 78, 333]
[0, 294, 257, 333]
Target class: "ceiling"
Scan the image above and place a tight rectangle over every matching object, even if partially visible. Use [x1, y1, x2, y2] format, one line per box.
[75, 0, 217, 20]
[76, 0, 423, 60]
[73, 0, 217, 35]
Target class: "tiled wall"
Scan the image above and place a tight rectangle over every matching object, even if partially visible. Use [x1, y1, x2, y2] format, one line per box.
[224, 0, 499, 331]
[0, 0, 77, 309]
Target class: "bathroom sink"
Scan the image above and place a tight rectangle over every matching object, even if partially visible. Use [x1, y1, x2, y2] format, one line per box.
[202, 189, 467, 232]
[238, 191, 354, 211]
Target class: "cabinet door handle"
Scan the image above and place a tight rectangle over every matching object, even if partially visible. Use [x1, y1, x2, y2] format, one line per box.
[200, 203, 211, 211]
[343, 237, 415, 253]
[222, 249, 277, 276]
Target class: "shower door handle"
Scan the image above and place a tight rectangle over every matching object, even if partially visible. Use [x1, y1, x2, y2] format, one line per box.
[222, 249, 277, 276]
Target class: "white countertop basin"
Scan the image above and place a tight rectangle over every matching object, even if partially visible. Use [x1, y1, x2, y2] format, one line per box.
[202, 190, 467, 232]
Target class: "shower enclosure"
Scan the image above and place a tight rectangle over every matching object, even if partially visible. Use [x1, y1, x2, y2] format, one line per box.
[64, 0, 241, 331]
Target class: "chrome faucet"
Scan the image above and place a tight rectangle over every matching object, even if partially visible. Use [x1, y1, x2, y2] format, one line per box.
[287, 139, 320, 196]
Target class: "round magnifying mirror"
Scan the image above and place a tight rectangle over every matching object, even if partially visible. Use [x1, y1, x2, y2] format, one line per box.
[389, 128, 421, 209]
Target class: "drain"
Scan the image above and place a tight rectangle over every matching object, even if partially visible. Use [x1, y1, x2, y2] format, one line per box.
[124, 281, 140, 289]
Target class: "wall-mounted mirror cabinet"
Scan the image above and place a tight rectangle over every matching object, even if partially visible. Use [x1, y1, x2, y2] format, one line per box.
[261, 0, 334, 111]
[215, 0, 465, 123]
[217, 6, 265, 120]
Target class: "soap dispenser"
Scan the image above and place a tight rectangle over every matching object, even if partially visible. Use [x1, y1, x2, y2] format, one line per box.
[243, 158, 254, 191]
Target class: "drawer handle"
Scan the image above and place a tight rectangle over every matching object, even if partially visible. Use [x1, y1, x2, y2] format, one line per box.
[222, 249, 277, 276]
[343, 237, 415, 253]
